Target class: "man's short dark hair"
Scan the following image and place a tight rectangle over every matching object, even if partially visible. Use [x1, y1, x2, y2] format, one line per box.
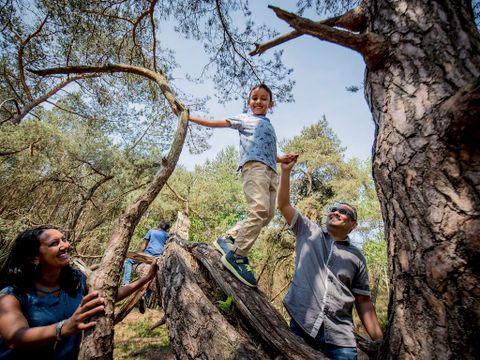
[338, 202, 358, 221]
[158, 220, 170, 231]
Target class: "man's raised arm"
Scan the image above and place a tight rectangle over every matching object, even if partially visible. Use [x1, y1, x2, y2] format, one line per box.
[277, 159, 297, 225]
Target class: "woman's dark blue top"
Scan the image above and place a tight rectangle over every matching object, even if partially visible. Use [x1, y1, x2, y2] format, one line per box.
[0, 270, 87, 359]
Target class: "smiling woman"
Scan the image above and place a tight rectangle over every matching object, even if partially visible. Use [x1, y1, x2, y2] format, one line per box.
[0, 225, 158, 359]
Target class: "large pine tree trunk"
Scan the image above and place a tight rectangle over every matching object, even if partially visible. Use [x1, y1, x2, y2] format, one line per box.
[366, 1, 480, 358]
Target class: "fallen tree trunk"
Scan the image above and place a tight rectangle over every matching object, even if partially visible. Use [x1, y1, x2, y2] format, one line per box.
[157, 237, 328, 359]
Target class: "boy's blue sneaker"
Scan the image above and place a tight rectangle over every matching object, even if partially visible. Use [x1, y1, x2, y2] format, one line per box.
[213, 236, 234, 256]
[221, 251, 257, 287]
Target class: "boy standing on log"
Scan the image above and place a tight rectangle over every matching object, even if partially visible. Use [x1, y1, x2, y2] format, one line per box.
[189, 84, 297, 287]
[277, 157, 383, 359]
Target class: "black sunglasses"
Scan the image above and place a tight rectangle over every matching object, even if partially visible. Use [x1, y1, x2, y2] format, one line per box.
[329, 206, 356, 221]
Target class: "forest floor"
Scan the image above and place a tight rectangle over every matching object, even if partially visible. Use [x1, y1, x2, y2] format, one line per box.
[114, 307, 172, 359]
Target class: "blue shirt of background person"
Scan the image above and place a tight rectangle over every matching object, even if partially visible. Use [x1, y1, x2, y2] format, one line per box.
[143, 227, 169, 256]
[122, 220, 170, 285]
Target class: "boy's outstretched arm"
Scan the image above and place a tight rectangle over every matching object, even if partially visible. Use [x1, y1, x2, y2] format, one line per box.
[189, 116, 230, 128]
[277, 159, 297, 225]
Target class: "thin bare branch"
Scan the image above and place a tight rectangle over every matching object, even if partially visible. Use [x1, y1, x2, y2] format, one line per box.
[18, 13, 49, 101]
[215, 0, 260, 81]
[11, 74, 98, 124]
[75, 157, 112, 178]
[0, 98, 16, 111]
[132, 0, 158, 50]
[249, 3, 369, 57]
[44, 100, 92, 120]
[149, 2, 157, 71]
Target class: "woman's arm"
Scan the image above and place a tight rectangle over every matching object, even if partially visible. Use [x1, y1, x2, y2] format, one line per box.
[189, 116, 230, 128]
[0, 292, 104, 350]
[116, 260, 159, 301]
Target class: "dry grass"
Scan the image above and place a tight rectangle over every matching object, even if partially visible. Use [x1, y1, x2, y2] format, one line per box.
[114, 308, 172, 359]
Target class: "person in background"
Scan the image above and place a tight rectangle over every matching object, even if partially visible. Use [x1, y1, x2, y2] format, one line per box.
[0, 225, 158, 359]
[122, 220, 170, 285]
[277, 158, 383, 360]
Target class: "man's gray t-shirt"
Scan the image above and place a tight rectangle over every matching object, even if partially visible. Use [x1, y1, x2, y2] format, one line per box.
[227, 113, 277, 172]
[283, 210, 371, 347]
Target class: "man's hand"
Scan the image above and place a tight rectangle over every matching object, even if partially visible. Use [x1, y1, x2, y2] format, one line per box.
[280, 156, 298, 172]
[277, 153, 299, 164]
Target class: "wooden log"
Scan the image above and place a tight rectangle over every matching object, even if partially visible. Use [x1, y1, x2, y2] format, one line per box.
[157, 242, 270, 359]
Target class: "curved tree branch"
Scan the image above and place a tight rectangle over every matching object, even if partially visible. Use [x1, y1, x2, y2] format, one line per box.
[79, 106, 189, 359]
[28, 64, 184, 114]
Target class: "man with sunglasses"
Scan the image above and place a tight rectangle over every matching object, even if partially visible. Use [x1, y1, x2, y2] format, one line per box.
[277, 158, 383, 360]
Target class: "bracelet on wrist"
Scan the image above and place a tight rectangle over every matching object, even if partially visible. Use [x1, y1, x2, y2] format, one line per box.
[55, 320, 66, 341]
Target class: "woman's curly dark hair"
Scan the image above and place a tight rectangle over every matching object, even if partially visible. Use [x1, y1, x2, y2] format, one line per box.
[0, 225, 81, 297]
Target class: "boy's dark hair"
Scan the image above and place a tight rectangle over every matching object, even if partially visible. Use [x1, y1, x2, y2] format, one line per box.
[158, 220, 170, 231]
[249, 83, 273, 102]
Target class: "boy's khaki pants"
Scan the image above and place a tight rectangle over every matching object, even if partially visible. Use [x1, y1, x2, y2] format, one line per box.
[226, 161, 278, 256]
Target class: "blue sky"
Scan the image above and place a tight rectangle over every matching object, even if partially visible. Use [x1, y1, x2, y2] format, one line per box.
[162, 2, 374, 169]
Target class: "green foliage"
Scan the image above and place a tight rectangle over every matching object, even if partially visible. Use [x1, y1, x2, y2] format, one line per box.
[361, 232, 388, 328]
[217, 295, 234, 314]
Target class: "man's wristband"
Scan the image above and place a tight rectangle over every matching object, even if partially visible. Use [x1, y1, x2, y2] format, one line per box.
[55, 320, 66, 341]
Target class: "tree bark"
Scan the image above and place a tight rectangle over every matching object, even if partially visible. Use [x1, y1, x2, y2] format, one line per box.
[364, 1, 480, 358]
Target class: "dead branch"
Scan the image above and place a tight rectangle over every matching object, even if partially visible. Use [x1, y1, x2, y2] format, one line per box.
[126, 251, 155, 264]
[114, 279, 152, 324]
[250, 3, 367, 56]
[149, 314, 165, 330]
[263, 6, 387, 69]
[157, 239, 327, 359]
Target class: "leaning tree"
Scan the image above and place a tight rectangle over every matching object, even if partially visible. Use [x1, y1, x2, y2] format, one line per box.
[250, 0, 479, 358]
